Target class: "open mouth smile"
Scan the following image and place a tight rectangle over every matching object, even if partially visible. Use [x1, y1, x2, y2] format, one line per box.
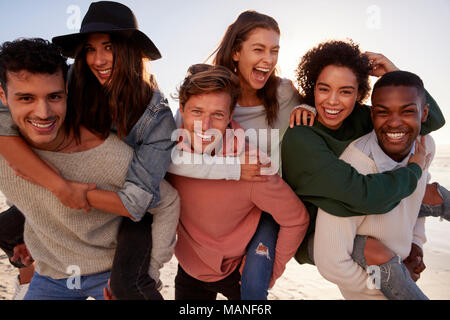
[324, 108, 342, 115]
[252, 67, 271, 82]
[321, 107, 344, 119]
[27, 119, 57, 132]
[383, 131, 408, 143]
[386, 132, 406, 140]
[95, 68, 112, 80]
[195, 131, 213, 142]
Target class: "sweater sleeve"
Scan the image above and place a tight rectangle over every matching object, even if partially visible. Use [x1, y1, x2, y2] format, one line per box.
[412, 217, 427, 249]
[420, 90, 446, 135]
[167, 149, 241, 180]
[147, 179, 180, 282]
[413, 135, 435, 248]
[314, 208, 374, 298]
[277, 78, 302, 112]
[282, 126, 423, 217]
[0, 106, 19, 136]
[250, 175, 310, 285]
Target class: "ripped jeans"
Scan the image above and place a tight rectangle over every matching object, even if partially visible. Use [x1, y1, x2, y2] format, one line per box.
[351, 235, 428, 300]
[240, 213, 370, 300]
[241, 212, 279, 300]
[242, 212, 428, 300]
[241, 212, 280, 300]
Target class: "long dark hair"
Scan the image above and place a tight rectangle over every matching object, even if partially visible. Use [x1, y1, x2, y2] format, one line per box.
[67, 33, 157, 140]
[211, 10, 281, 127]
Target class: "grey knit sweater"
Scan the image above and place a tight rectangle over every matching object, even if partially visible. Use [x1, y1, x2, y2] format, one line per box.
[0, 113, 179, 282]
[0, 134, 145, 279]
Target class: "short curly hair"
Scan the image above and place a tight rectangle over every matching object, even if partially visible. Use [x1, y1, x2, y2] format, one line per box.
[295, 40, 372, 107]
[0, 38, 68, 92]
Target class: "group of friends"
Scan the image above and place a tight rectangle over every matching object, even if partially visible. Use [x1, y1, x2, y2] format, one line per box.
[0, 1, 448, 301]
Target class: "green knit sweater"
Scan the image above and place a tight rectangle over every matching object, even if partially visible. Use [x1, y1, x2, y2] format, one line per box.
[281, 90, 445, 264]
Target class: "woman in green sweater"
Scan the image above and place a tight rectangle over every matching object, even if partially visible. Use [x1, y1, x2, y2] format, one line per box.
[281, 40, 446, 298]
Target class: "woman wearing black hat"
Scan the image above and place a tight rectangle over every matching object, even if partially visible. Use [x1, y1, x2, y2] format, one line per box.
[0, 1, 177, 300]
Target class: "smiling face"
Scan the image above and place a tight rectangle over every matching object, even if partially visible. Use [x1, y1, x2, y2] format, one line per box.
[371, 86, 428, 162]
[0, 70, 67, 149]
[85, 33, 114, 85]
[232, 27, 280, 93]
[179, 91, 233, 153]
[314, 65, 360, 130]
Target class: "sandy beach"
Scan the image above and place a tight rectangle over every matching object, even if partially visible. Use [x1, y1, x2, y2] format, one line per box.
[0, 145, 449, 300]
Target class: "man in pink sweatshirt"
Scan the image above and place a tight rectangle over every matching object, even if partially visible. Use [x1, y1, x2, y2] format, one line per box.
[168, 64, 309, 300]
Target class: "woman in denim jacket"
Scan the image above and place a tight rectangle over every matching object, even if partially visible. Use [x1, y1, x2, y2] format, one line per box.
[0, 1, 177, 300]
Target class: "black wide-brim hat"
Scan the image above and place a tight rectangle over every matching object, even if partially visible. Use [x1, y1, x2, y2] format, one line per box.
[52, 1, 161, 60]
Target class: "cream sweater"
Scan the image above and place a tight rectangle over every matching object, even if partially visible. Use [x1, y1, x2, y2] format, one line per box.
[0, 134, 179, 280]
[313, 134, 434, 300]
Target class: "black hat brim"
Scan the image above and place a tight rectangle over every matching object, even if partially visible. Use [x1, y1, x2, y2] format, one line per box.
[52, 28, 162, 60]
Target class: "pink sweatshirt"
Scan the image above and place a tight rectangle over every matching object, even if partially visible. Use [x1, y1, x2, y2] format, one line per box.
[169, 121, 309, 284]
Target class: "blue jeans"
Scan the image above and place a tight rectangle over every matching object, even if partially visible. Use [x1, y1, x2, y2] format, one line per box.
[301, 233, 426, 300]
[241, 215, 373, 300]
[24, 271, 111, 300]
[351, 235, 428, 300]
[419, 183, 450, 221]
[241, 212, 279, 300]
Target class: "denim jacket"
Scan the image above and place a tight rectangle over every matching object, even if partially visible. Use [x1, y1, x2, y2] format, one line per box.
[118, 90, 176, 221]
[0, 90, 176, 222]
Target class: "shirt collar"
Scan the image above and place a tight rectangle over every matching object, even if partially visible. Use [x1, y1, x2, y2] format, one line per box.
[355, 130, 415, 173]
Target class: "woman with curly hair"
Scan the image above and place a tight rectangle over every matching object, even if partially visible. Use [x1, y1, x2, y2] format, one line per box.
[282, 40, 446, 299]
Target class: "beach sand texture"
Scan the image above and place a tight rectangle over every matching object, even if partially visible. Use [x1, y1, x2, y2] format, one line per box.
[0, 145, 449, 300]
